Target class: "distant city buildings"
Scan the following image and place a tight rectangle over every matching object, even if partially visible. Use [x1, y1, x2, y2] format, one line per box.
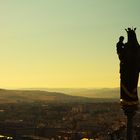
[0, 102, 140, 140]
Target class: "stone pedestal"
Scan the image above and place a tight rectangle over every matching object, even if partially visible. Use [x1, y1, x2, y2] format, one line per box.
[122, 105, 138, 140]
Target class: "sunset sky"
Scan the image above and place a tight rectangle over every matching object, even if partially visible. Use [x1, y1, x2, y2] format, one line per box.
[0, 0, 140, 88]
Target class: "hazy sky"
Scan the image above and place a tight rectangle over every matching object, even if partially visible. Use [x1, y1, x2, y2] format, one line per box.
[0, 0, 140, 88]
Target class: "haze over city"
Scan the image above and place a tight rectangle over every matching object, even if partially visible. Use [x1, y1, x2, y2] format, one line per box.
[0, 0, 140, 89]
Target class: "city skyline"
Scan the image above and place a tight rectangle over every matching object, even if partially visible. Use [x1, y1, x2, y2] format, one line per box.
[0, 0, 140, 89]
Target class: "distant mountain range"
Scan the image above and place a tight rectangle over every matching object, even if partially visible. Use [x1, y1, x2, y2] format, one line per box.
[0, 88, 111, 104]
[46, 88, 120, 98]
[51, 87, 140, 99]
[22, 87, 140, 99]
[1, 87, 140, 103]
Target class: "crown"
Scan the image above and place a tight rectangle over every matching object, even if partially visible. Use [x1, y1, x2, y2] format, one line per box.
[125, 27, 136, 32]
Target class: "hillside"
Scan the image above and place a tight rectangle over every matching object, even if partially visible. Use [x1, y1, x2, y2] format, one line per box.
[30, 88, 120, 98]
[35, 87, 140, 99]
[67, 88, 120, 98]
[0, 89, 107, 103]
[2, 87, 138, 103]
[66, 88, 140, 99]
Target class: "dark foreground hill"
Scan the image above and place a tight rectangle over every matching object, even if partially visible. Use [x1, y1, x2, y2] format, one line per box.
[0, 89, 116, 103]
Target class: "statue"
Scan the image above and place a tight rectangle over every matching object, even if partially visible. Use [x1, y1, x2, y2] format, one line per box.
[117, 27, 140, 140]
[117, 28, 139, 107]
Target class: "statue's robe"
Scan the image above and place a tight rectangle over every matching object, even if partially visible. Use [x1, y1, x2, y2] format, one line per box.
[120, 42, 139, 105]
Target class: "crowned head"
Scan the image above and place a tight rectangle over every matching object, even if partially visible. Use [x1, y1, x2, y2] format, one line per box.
[125, 27, 138, 43]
